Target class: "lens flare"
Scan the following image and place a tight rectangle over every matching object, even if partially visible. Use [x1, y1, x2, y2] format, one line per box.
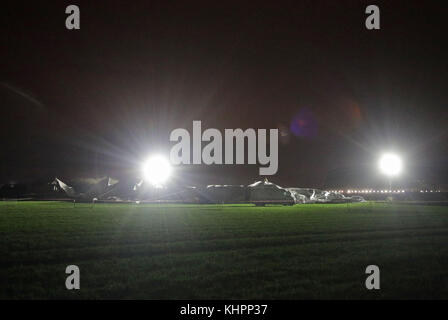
[290, 108, 318, 138]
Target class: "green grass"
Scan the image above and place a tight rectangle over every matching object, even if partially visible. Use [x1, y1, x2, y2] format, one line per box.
[0, 201, 447, 299]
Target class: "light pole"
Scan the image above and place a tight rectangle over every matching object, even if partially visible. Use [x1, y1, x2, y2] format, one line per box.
[378, 153, 402, 197]
[141, 155, 172, 188]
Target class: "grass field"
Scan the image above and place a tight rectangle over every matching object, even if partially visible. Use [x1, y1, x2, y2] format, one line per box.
[0, 201, 447, 299]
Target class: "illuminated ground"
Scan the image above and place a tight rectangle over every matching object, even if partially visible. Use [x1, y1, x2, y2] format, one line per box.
[0, 201, 447, 299]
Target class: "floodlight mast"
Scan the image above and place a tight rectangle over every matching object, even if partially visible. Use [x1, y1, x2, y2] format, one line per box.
[141, 155, 172, 188]
[378, 153, 403, 194]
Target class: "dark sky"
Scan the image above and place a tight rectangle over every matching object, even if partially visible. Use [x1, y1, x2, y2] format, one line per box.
[1, 0, 447, 187]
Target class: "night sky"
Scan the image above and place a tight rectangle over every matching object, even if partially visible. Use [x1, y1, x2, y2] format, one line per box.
[1, 1, 447, 188]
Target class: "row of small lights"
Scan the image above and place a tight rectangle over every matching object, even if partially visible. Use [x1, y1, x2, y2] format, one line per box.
[327, 190, 442, 194]
[346, 190, 405, 194]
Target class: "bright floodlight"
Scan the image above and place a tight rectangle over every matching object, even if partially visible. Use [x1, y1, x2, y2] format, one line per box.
[379, 153, 402, 176]
[142, 155, 172, 187]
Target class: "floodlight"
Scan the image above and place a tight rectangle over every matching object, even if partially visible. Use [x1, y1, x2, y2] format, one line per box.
[141, 155, 172, 187]
[379, 153, 402, 176]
